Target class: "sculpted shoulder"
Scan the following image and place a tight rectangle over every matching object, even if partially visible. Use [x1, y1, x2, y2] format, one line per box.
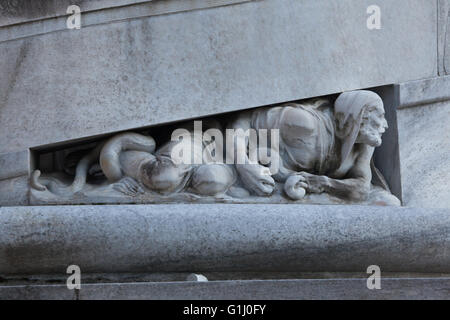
[279, 105, 317, 140]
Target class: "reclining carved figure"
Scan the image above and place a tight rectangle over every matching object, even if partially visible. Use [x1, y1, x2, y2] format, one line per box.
[228, 90, 395, 202]
[32, 121, 236, 197]
[31, 90, 399, 205]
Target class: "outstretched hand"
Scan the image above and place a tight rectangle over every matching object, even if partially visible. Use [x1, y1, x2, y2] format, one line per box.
[293, 171, 328, 193]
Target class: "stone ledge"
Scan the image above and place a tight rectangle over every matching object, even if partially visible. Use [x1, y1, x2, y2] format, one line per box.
[396, 99, 450, 208]
[1, 278, 449, 300]
[398, 75, 450, 109]
[0, 0, 254, 43]
[0, 0, 190, 28]
[1, 204, 449, 275]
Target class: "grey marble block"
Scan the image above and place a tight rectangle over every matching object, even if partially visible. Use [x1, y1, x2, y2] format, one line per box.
[0, 0, 148, 27]
[0, 150, 29, 180]
[398, 75, 450, 109]
[397, 100, 450, 208]
[1, 278, 450, 300]
[0, 0, 254, 42]
[1, 204, 449, 275]
[438, 0, 450, 75]
[0, 0, 437, 154]
[0, 175, 29, 206]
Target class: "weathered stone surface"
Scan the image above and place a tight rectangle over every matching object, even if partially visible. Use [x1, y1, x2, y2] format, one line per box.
[0, 0, 254, 42]
[1, 278, 450, 300]
[1, 204, 449, 275]
[398, 75, 450, 109]
[397, 100, 450, 208]
[0, 0, 148, 27]
[0, 150, 29, 180]
[438, 0, 450, 75]
[0, 150, 31, 206]
[0, 175, 29, 206]
[0, 0, 437, 155]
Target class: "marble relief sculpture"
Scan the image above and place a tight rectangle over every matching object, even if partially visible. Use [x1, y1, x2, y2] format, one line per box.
[30, 90, 400, 206]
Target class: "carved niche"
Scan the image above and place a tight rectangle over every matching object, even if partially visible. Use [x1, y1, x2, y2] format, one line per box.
[30, 90, 401, 206]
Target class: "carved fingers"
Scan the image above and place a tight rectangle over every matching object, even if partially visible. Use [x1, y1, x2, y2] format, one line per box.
[295, 171, 327, 194]
[284, 172, 327, 198]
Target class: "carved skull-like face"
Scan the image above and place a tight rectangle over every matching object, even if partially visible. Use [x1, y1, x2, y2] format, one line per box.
[356, 104, 388, 147]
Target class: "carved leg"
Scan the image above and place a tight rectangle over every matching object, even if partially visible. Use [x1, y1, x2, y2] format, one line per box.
[99, 132, 156, 182]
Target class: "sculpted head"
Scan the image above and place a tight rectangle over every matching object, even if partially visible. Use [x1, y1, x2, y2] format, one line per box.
[334, 90, 387, 160]
[355, 102, 388, 147]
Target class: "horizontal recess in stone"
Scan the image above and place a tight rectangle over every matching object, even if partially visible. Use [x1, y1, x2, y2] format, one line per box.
[26, 87, 402, 205]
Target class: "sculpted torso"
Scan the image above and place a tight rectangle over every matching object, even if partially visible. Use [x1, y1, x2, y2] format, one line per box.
[279, 106, 329, 172]
[228, 91, 388, 201]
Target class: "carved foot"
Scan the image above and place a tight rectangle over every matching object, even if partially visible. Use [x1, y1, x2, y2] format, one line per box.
[113, 177, 145, 196]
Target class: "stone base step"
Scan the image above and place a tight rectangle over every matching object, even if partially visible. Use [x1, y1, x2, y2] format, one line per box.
[1, 278, 449, 300]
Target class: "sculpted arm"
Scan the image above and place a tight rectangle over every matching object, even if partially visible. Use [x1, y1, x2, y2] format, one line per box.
[227, 111, 276, 196]
[292, 145, 373, 201]
[322, 146, 373, 200]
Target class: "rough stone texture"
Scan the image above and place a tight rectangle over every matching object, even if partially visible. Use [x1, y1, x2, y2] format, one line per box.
[0, 175, 29, 206]
[1, 204, 449, 275]
[438, 0, 450, 75]
[397, 100, 450, 208]
[3, 270, 448, 285]
[0, 150, 29, 180]
[398, 75, 450, 109]
[0, 0, 437, 155]
[0, 0, 254, 42]
[0, 150, 30, 206]
[396, 76, 450, 208]
[1, 278, 450, 300]
[0, 0, 148, 27]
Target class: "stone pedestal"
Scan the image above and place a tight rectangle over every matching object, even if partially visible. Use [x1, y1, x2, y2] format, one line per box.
[1, 0, 449, 300]
[1, 204, 450, 274]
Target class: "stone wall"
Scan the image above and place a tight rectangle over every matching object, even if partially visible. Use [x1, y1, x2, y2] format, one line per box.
[439, 0, 450, 76]
[0, 0, 442, 207]
[397, 76, 450, 208]
[0, 0, 437, 155]
[0, 0, 450, 299]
